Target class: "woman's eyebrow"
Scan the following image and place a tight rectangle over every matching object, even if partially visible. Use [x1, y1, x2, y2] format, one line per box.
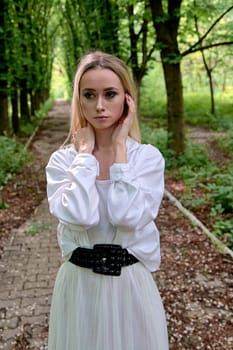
[81, 87, 120, 92]
[81, 88, 95, 91]
[104, 87, 119, 91]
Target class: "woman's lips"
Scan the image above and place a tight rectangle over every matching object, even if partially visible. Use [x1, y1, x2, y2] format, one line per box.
[94, 116, 109, 119]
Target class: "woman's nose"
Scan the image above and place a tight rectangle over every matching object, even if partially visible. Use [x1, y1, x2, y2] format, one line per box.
[96, 96, 105, 111]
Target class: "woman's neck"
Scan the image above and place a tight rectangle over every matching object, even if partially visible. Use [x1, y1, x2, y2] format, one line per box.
[94, 129, 114, 151]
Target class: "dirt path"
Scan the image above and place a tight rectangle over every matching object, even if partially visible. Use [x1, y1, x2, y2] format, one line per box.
[187, 125, 230, 166]
[0, 100, 232, 349]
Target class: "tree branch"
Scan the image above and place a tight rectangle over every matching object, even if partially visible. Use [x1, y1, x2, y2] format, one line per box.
[182, 41, 233, 57]
[184, 5, 233, 54]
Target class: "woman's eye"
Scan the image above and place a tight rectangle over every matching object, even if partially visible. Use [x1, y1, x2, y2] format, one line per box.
[105, 91, 117, 99]
[83, 92, 95, 99]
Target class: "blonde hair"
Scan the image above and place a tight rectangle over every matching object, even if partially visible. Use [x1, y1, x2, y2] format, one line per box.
[68, 50, 141, 143]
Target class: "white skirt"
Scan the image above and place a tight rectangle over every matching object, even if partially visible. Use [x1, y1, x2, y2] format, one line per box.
[48, 261, 169, 350]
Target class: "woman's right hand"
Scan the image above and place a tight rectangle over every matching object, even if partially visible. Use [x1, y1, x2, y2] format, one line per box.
[112, 94, 135, 146]
[72, 124, 95, 154]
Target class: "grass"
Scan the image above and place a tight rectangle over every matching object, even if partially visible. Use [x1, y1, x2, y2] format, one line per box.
[140, 70, 233, 131]
[183, 92, 233, 130]
[25, 223, 51, 236]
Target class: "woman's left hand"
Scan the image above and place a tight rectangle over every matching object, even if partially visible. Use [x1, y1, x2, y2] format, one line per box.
[112, 94, 135, 147]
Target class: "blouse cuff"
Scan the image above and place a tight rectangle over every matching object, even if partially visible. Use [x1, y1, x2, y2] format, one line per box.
[110, 163, 136, 182]
[71, 153, 99, 176]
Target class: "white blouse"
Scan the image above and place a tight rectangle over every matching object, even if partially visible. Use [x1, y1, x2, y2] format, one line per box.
[46, 138, 165, 272]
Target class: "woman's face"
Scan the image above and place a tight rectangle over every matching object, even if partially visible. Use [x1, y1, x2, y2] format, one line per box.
[79, 68, 126, 131]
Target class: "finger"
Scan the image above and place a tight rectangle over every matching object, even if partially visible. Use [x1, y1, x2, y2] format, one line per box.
[124, 96, 135, 122]
[71, 131, 78, 143]
[124, 95, 135, 119]
[125, 93, 133, 105]
[128, 96, 135, 113]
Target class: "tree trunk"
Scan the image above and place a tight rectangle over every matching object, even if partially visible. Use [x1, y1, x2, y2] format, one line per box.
[100, 0, 119, 54]
[222, 69, 227, 92]
[34, 89, 41, 112]
[127, 1, 155, 119]
[199, 52, 216, 115]
[0, 90, 9, 135]
[11, 89, 19, 134]
[194, 12, 216, 116]
[43, 88, 49, 103]
[149, 0, 185, 154]
[0, 0, 9, 135]
[20, 81, 30, 121]
[162, 61, 185, 153]
[29, 90, 35, 117]
[208, 70, 215, 116]
[200, 52, 215, 115]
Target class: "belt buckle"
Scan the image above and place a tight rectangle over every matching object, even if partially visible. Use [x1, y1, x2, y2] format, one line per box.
[93, 244, 122, 276]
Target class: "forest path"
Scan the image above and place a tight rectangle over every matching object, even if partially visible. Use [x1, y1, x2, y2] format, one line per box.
[187, 125, 230, 166]
[0, 100, 232, 350]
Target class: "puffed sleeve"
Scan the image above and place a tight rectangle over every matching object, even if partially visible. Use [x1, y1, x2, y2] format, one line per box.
[107, 144, 164, 229]
[46, 148, 100, 226]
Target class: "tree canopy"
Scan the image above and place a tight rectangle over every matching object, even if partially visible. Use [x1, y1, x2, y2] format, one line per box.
[0, 0, 232, 154]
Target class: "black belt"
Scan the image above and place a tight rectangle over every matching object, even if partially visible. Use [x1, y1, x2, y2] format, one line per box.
[69, 244, 138, 276]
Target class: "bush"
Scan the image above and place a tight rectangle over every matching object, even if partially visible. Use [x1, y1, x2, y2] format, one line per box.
[141, 123, 210, 172]
[141, 124, 176, 168]
[213, 218, 233, 246]
[0, 136, 30, 186]
[217, 131, 233, 156]
[0, 98, 54, 187]
[204, 170, 233, 214]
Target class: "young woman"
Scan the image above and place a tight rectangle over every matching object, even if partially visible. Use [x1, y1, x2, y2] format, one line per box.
[46, 51, 169, 350]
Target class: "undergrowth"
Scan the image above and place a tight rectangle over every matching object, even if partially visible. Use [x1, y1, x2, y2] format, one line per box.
[0, 98, 54, 193]
[141, 123, 233, 250]
[20, 97, 54, 136]
[0, 136, 30, 187]
[183, 93, 233, 131]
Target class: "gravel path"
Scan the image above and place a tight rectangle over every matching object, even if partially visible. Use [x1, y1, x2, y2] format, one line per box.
[0, 100, 232, 349]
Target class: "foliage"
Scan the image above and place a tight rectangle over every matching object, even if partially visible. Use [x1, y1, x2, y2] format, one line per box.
[178, 162, 233, 249]
[55, 0, 157, 103]
[204, 170, 233, 214]
[140, 71, 233, 132]
[183, 92, 233, 130]
[0, 97, 53, 188]
[50, 55, 70, 99]
[141, 124, 175, 168]
[2, 0, 232, 154]
[140, 50, 233, 247]
[0, 0, 56, 134]
[140, 64, 167, 120]
[0, 136, 30, 186]
[141, 117, 233, 249]
[19, 97, 55, 136]
[217, 131, 233, 156]
[55, 0, 120, 87]
[142, 122, 212, 171]
[213, 218, 233, 246]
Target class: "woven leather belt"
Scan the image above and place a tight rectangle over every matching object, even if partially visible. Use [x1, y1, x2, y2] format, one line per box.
[69, 244, 138, 276]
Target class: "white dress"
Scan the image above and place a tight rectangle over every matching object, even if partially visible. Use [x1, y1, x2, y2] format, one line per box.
[46, 138, 169, 350]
